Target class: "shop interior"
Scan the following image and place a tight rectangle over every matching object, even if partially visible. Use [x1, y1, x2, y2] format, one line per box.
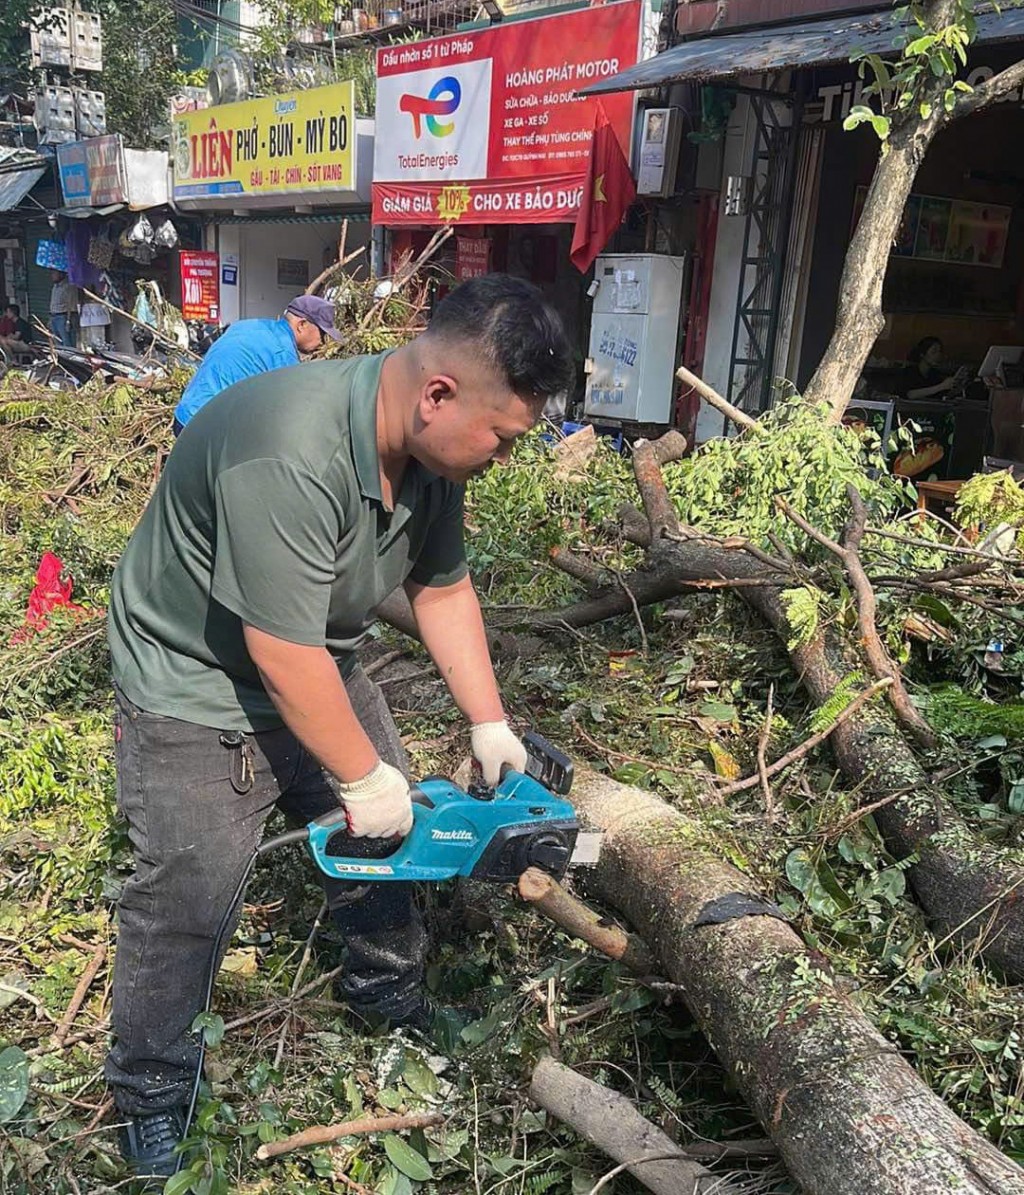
[797, 57, 1024, 481]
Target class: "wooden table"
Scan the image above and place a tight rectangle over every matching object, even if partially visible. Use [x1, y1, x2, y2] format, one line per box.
[916, 479, 965, 518]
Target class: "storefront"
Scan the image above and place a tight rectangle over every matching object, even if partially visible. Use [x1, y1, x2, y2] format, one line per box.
[7, 134, 181, 353]
[584, 4, 1024, 465]
[371, 0, 644, 355]
[171, 81, 375, 322]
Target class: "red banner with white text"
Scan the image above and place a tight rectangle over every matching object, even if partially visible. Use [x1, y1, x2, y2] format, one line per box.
[372, 1, 641, 226]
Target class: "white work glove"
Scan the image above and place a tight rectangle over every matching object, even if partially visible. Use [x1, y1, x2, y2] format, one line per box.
[336, 760, 413, 838]
[470, 721, 528, 786]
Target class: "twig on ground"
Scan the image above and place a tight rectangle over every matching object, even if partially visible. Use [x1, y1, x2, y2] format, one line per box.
[256, 1112, 445, 1161]
[55, 940, 107, 1046]
[757, 685, 775, 822]
[571, 720, 692, 779]
[717, 679, 892, 797]
[273, 899, 328, 1070]
[363, 649, 410, 677]
[222, 964, 344, 1032]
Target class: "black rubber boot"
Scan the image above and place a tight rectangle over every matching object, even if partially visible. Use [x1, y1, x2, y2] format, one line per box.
[119, 1106, 186, 1179]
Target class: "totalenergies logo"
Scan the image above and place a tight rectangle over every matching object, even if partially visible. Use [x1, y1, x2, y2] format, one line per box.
[400, 75, 461, 139]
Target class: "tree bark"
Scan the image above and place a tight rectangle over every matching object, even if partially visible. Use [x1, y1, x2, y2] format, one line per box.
[802, 116, 940, 421]
[529, 1056, 742, 1195]
[567, 767, 1024, 1195]
[543, 529, 1024, 980]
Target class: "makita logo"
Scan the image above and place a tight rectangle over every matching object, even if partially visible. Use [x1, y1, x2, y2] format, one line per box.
[431, 828, 474, 842]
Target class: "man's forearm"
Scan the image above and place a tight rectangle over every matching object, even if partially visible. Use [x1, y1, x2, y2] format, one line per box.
[405, 575, 505, 725]
[242, 624, 378, 782]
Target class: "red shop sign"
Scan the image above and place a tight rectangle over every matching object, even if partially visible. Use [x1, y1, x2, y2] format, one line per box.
[372, 0, 640, 226]
[180, 250, 221, 322]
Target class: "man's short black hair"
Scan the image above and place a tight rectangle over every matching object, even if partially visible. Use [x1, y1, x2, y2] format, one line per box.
[427, 274, 573, 402]
[6, 303, 19, 316]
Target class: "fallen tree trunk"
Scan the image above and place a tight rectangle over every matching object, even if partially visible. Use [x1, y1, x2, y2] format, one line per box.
[568, 767, 1024, 1195]
[530, 1056, 742, 1195]
[532, 435, 1024, 982]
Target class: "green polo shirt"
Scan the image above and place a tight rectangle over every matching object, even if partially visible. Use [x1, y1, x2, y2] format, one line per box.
[108, 352, 467, 731]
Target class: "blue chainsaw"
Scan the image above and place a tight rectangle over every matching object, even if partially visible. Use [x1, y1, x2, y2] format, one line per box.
[262, 732, 600, 883]
[308, 732, 599, 882]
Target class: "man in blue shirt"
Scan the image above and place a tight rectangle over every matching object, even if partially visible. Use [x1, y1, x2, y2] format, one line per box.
[173, 295, 343, 433]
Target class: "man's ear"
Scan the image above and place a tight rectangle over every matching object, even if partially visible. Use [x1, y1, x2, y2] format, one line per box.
[419, 374, 458, 422]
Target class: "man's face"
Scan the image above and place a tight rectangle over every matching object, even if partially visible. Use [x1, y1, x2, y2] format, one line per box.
[290, 315, 325, 354]
[413, 352, 540, 483]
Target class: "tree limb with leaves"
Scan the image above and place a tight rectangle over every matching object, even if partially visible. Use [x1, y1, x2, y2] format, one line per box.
[802, 0, 1024, 420]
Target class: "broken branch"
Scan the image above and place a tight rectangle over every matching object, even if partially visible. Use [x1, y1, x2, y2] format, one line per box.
[530, 1056, 742, 1195]
[717, 678, 893, 797]
[256, 1112, 444, 1162]
[517, 867, 656, 974]
[676, 365, 759, 433]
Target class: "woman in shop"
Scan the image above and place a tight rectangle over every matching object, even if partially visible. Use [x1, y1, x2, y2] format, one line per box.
[897, 336, 971, 400]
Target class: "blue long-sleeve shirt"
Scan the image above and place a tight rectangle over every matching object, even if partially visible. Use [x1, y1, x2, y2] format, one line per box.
[174, 318, 299, 427]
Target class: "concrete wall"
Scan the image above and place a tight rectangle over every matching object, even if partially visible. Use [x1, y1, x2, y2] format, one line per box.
[210, 219, 371, 324]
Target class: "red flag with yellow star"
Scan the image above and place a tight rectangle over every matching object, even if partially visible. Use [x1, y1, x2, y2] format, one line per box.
[570, 101, 636, 274]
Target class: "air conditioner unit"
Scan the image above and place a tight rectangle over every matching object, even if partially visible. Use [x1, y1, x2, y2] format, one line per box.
[208, 48, 254, 106]
[75, 89, 107, 137]
[35, 86, 77, 144]
[71, 10, 103, 72]
[635, 107, 683, 199]
[30, 7, 72, 68]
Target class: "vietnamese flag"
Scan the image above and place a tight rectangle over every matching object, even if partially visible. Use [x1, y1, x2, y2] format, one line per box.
[570, 101, 637, 274]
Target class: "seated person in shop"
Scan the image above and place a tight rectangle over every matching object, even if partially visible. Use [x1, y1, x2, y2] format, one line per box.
[896, 336, 971, 400]
[0, 303, 35, 358]
[172, 295, 343, 435]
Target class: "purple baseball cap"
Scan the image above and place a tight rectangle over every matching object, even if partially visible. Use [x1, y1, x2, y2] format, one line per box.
[285, 295, 343, 342]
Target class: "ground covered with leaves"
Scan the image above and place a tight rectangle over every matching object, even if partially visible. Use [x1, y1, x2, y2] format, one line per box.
[1, 375, 1023, 1194]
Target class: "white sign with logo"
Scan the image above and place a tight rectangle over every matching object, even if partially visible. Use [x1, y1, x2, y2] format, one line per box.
[374, 59, 492, 182]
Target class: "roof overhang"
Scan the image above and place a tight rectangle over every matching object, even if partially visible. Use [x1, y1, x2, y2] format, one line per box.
[581, 5, 1024, 94]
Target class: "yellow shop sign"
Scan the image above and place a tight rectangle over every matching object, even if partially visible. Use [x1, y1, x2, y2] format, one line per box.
[172, 81, 356, 201]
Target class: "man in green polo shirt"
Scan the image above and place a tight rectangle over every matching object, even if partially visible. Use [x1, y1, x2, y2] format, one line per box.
[105, 274, 574, 1178]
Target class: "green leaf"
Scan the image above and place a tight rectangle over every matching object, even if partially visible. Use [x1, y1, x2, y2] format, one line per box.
[401, 1054, 439, 1098]
[383, 1133, 433, 1181]
[872, 867, 906, 905]
[978, 734, 1008, 751]
[1008, 780, 1024, 814]
[905, 33, 936, 54]
[870, 113, 891, 139]
[379, 1169, 414, 1195]
[919, 100, 932, 119]
[460, 1008, 503, 1047]
[191, 1011, 224, 1049]
[162, 1170, 196, 1195]
[0, 1047, 29, 1123]
[698, 700, 738, 723]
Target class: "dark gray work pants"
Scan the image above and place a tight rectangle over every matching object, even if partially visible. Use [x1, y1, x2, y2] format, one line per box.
[105, 667, 425, 1115]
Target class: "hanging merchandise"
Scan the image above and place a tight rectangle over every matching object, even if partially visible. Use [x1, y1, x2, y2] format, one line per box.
[36, 239, 68, 270]
[153, 219, 179, 248]
[127, 214, 154, 244]
[87, 232, 116, 268]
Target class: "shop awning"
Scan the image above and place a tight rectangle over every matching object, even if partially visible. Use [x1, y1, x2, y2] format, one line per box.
[55, 203, 124, 218]
[0, 161, 48, 212]
[581, 5, 1024, 94]
[216, 209, 370, 225]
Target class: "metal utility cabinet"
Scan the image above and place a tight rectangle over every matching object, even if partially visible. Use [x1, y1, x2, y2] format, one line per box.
[584, 253, 686, 425]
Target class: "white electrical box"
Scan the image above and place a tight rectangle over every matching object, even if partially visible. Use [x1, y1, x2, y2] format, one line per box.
[584, 253, 686, 425]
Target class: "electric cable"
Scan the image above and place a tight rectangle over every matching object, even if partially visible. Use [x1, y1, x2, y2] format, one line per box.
[174, 825, 311, 1174]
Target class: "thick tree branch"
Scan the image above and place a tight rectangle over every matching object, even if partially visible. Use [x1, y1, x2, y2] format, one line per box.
[776, 491, 936, 748]
[632, 431, 687, 539]
[953, 56, 1024, 120]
